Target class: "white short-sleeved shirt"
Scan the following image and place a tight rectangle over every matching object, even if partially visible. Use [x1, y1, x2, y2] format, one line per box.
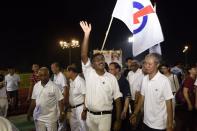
[167, 74, 180, 93]
[32, 80, 64, 123]
[127, 69, 144, 100]
[194, 78, 197, 86]
[69, 75, 86, 106]
[5, 74, 20, 91]
[141, 71, 173, 130]
[82, 59, 122, 112]
[53, 72, 67, 93]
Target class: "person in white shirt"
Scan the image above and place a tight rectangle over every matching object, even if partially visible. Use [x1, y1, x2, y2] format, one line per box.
[0, 69, 8, 117]
[66, 64, 88, 131]
[51, 62, 68, 94]
[160, 64, 180, 126]
[51, 62, 68, 131]
[160, 64, 180, 94]
[27, 67, 64, 131]
[80, 21, 122, 131]
[130, 53, 174, 131]
[127, 60, 144, 111]
[0, 116, 19, 131]
[5, 67, 20, 110]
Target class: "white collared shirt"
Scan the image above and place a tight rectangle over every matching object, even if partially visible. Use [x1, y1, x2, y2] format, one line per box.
[32, 80, 64, 123]
[127, 68, 144, 100]
[5, 74, 20, 91]
[166, 74, 180, 93]
[141, 71, 173, 130]
[69, 75, 86, 106]
[82, 59, 122, 112]
[53, 72, 67, 93]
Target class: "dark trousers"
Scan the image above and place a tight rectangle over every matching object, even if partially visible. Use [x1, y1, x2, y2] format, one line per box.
[7, 90, 18, 108]
[143, 123, 166, 131]
[176, 106, 197, 131]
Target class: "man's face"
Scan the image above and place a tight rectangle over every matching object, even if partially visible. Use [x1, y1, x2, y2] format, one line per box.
[160, 66, 169, 74]
[127, 59, 133, 68]
[130, 61, 139, 72]
[144, 57, 158, 74]
[189, 67, 197, 76]
[65, 70, 72, 79]
[92, 55, 105, 71]
[38, 70, 49, 83]
[51, 64, 59, 74]
[109, 64, 118, 76]
[32, 64, 39, 72]
[8, 69, 14, 75]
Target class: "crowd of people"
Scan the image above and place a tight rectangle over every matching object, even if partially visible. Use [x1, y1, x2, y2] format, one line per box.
[0, 21, 197, 131]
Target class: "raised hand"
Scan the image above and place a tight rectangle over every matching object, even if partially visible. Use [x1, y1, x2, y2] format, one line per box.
[80, 21, 92, 36]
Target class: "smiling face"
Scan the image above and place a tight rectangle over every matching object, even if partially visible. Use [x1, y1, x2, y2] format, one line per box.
[92, 54, 105, 72]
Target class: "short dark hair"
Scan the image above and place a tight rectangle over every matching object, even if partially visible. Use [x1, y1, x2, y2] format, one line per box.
[186, 64, 196, 71]
[110, 62, 121, 71]
[52, 62, 60, 68]
[91, 53, 104, 63]
[160, 63, 170, 68]
[67, 64, 78, 73]
[126, 57, 133, 62]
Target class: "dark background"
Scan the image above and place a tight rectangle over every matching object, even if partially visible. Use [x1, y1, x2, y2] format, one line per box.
[0, 0, 196, 72]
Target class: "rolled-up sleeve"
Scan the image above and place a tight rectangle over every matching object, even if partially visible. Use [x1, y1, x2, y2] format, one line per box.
[82, 59, 92, 79]
[112, 77, 122, 100]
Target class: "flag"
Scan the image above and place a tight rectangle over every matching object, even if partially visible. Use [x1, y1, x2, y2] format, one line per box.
[149, 44, 162, 54]
[112, 0, 164, 56]
[149, 2, 162, 55]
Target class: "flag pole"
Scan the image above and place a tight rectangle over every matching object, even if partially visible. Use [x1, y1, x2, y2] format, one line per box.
[101, 17, 114, 51]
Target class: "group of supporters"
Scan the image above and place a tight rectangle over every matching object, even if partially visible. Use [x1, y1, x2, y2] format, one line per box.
[0, 21, 197, 131]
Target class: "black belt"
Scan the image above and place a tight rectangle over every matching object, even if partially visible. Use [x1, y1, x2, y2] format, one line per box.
[71, 103, 84, 108]
[87, 109, 112, 115]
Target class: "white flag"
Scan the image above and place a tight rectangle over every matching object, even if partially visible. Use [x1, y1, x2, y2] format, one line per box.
[149, 44, 162, 54]
[112, 0, 164, 56]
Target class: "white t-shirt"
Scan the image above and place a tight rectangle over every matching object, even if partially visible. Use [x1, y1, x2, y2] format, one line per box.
[32, 80, 64, 123]
[53, 72, 67, 93]
[5, 74, 20, 91]
[127, 69, 144, 100]
[82, 59, 122, 112]
[69, 75, 86, 106]
[167, 74, 180, 93]
[141, 71, 173, 130]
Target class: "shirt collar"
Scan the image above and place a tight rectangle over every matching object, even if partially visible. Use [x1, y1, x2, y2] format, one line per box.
[71, 75, 79, 83]
[39, 80, 52, 88]
[149, 71, 161, 81]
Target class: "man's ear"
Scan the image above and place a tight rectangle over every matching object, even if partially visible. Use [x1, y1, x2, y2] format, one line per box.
[157, 63, 160, 68]
[91, 63, 95, 69]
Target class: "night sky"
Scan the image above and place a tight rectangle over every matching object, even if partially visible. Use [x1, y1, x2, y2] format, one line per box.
[0, 0, 196, 72]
